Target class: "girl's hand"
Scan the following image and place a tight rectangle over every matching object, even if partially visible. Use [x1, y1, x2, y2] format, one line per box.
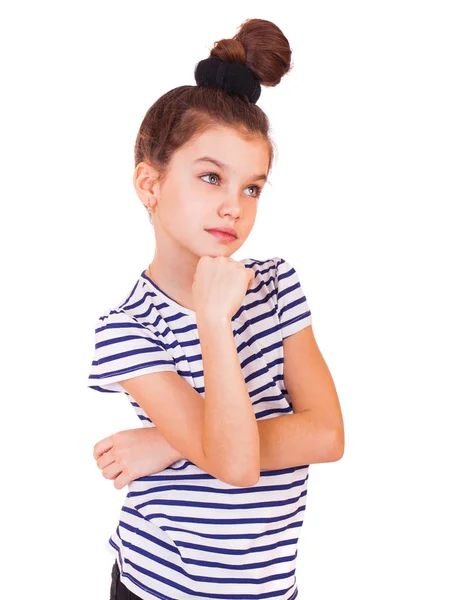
[93, 427, 177, 490]
[193, 256, 255, 321]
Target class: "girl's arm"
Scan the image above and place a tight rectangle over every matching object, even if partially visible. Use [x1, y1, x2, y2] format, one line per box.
[172, 323, 344, 469]
[171, 412, 340, 470]
[198, 315, 260, 485]
[95, 324, 343, 487]
[95, 412, 336, 493]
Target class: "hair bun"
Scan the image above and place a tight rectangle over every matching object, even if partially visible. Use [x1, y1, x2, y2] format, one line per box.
[209, 19, 292, 88]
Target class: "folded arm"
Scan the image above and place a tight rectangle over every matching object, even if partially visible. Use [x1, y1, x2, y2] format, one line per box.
[167, 324, 344, 470]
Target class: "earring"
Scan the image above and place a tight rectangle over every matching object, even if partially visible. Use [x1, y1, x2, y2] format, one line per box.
[146, 204, 153, 224]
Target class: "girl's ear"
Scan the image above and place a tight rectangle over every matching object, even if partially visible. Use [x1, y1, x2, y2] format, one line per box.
[133, 161, 161, 209]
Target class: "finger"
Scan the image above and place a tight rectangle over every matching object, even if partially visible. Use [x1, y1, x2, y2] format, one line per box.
[102, 461, 123, 481]
[96, 451, 115, 470]
[113, 472, 130, 490]
[93, 435, 114, 459]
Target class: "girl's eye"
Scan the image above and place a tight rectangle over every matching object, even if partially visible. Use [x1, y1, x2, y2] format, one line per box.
[200, 173, 221, 186]
[200, 172, 263, 198]
[246, 185, 263, 198]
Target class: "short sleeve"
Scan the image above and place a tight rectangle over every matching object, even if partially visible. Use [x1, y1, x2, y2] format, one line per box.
[87, 309, 177, 393]
[274, 257, 312, 339]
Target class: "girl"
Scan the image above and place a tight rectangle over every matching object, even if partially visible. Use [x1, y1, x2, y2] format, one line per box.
[88, 18, 344, 600]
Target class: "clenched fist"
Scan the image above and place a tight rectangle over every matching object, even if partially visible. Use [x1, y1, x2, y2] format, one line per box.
[93, 427, 177, 489]
[192, 256, 255, 321]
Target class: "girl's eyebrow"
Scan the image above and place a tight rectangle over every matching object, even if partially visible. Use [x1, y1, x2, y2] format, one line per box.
[193, 156, 268, 182]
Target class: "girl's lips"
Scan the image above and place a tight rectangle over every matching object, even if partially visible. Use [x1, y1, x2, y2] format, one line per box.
[206, 229, 238, 242]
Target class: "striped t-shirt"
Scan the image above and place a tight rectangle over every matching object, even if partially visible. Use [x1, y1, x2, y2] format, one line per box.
[87, 256, 312, 600]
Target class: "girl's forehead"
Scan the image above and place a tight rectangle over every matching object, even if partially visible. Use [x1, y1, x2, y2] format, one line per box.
[177, 128, 269, 168]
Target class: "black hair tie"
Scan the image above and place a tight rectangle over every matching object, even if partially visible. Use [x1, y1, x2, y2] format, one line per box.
[194, 56, 261, 104]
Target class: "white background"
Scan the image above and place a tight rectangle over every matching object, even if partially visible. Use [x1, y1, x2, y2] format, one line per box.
[1, 1, 453, 598]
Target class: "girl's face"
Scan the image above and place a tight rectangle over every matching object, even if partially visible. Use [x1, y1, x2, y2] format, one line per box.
[150, 125, 270, 258]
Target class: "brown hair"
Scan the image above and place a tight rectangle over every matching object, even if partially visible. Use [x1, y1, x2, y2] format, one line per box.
[134, 18, 293, 185]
